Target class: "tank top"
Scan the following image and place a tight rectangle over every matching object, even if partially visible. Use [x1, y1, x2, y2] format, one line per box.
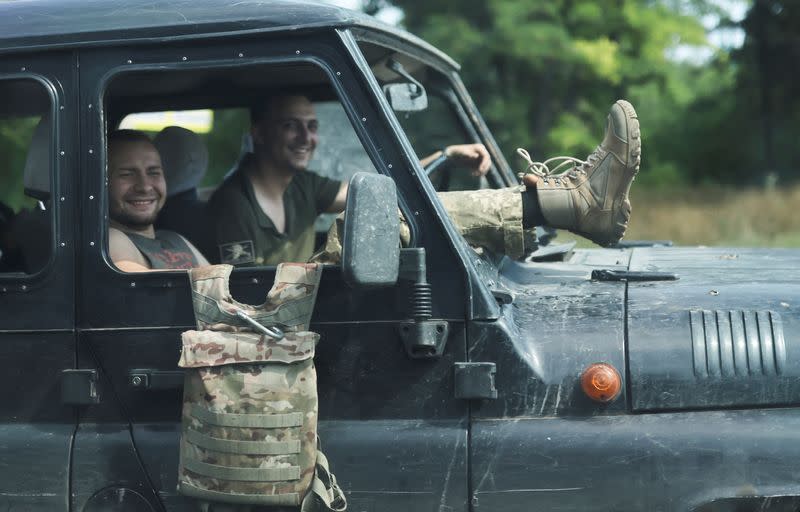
[126, 230, 199, 269]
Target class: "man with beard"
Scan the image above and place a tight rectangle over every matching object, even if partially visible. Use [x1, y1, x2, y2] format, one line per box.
[107, 129, 209, 272]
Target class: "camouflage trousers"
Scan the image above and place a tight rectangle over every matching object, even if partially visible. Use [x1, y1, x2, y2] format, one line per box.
[437, 185, 531, 258]
[312, 186, 531, 264]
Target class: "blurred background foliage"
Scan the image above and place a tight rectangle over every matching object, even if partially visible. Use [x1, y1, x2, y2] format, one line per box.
[362, 0, 800, 246]
[370, 0, 798, 188]
[0, 0, 796, 246]
[0, 117, 39, 211]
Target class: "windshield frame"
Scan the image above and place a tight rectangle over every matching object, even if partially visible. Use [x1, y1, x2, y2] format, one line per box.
[342, 27, 503, 320]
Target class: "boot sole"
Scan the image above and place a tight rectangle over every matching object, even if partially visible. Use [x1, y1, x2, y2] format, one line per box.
[575, 100, 641, 246]
[608, 99, 640, 246]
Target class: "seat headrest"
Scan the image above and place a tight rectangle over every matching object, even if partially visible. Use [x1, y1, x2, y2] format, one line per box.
[223, 132, 254, 181]
[153, 126, 209, 197]
[23, 113, 52, 201]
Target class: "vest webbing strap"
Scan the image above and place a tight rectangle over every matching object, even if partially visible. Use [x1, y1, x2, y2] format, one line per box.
[193, 291, 316, 329]
[300, 449, 348, 512]
[184, 459, 300, 482]
[190, 405, 304, 428]
[248, 296, 315, 327]
[186, 428, 301, 455]
[178, 481, 300, 506]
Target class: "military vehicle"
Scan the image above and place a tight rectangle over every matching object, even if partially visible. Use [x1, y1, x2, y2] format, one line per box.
[0, 1, 797, 511]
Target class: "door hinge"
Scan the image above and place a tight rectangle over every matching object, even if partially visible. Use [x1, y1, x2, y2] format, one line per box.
[61, 369, 99, 405]
[398, 320, 449, 358]
[397, 248, 448, 359]
[454, 362, 497, 400]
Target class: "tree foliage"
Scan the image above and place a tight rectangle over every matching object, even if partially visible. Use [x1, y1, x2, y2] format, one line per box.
[0, 117, 39, 211]
[381, 0, 800, 186]
[731, 0, 800, 182]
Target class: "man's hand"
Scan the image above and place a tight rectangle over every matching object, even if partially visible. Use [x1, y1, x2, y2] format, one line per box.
[521, 173, 541, 187]
[444, 143, 492, 176]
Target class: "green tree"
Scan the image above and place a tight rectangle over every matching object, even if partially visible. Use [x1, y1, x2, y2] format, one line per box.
[377, 0, 738, 185]
[729, 0, 800, 183]
[0, 117, 39, 210]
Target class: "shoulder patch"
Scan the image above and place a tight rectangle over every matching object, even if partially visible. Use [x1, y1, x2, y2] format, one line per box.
[219, 240, 256, 265]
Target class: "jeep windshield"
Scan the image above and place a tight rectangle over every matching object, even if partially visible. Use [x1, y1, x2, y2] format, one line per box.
[356, 39, 516, 193]
[356, 39, 576, 268]
[356, 38, 632, 281]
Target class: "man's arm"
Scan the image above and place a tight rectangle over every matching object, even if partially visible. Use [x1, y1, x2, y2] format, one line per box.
[109, 227, 151, 272]
[179, 234, 210, 266]
[324, 181, 348, 213]
[419, 143, 492, 176]
[323, 143, 493, 214]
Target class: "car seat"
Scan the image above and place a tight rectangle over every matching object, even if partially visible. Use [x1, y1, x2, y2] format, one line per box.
[0, 201, 19, 271]
[153, 125, 214, 259]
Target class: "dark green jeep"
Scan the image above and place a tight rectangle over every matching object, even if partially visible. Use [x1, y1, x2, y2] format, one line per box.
[0, 1, 797, 511]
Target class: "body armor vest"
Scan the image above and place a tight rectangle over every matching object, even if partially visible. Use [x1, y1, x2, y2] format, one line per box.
[177, 263, 344, 510]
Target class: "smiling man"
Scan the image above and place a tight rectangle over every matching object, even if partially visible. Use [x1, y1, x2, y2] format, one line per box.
[107, 129, 209, 272]
[209, 91, 641, 267]
[207, 94, 346, 266]
[207, 92, 492, 266]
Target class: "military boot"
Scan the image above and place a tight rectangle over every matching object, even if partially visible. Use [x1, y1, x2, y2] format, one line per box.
[518, 99, 641, 247]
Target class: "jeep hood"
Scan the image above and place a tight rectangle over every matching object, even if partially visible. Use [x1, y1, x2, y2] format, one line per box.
[494, 246, 800, 414]
[627, 247, 800, 411]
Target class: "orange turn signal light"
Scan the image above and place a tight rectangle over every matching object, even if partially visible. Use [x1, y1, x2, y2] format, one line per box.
[580, 363, 621, 403]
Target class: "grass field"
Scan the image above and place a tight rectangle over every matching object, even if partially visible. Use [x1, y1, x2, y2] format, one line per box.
[556, 184, 800, 248]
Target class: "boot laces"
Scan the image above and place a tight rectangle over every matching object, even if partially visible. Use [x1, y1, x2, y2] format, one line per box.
[516, 148, 590, 181]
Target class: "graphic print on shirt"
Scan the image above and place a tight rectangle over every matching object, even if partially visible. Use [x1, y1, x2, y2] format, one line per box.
[150, 249, 197, 269]
[219, 240, 256, 265]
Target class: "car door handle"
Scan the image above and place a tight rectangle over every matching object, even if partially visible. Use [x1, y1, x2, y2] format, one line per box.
[128, 369, 184, 390]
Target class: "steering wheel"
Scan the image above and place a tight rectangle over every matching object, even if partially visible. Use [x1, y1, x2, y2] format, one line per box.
[423, 151, 448, 176]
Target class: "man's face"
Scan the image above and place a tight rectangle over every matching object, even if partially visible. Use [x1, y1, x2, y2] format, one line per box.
[253, 95, 319, 174]
[107, 139, 166, 230]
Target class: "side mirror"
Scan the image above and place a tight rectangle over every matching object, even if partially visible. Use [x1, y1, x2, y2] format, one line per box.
[383, 83, 428, 112]
[341, 172, 400, 288]
[382, 59, 428, 112]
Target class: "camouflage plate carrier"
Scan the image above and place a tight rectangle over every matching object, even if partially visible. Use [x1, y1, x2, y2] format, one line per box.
[177, 263, 346, 511]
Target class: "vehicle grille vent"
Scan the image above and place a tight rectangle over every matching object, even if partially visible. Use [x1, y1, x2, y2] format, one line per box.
[690, 310, 786, 378]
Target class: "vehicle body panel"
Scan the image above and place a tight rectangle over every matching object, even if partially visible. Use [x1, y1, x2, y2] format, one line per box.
[0, 49, 78, 512]
[628, 247, 800, 412]
[70, 19, 471, 512]
[0, 0, 455, 71]
[469, 247, 800, 511]
[471, 409, 800, 511]
[0, 1, 797, 511]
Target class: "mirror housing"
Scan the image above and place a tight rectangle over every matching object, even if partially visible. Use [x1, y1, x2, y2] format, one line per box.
[383, 82, 428, 112]
[341, 172, 400, 288]
[382, 58, 428, 112]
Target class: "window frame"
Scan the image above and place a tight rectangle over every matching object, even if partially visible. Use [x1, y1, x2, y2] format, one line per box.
[346, 28, 503, 320]
[77, 30, 475, 328]
[96, 55, 405, 276]
[0, 73, 61, 283]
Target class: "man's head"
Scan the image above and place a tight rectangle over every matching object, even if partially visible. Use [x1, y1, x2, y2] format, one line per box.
[250, 93, 319, 175]
[107, 129, 166, 232]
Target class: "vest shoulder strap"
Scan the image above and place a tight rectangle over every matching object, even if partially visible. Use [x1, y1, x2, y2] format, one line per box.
[187, 263, 323, 331]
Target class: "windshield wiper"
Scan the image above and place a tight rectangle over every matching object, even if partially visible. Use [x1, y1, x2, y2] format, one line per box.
[591, 269, 679, 282]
